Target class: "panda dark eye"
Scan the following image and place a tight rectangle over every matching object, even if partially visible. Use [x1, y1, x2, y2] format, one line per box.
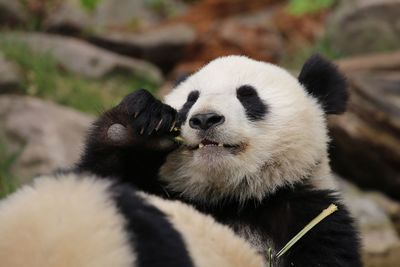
[178, 90, 200, 124]
[236, 85, 267, 121]
[237, 85, 257, 98]
[187, 90, 200, 102]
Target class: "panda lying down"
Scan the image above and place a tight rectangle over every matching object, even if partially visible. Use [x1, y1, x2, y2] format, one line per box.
[0, 55, 361, 267]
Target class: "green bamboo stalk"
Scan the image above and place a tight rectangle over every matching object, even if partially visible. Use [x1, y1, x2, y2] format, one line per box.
[268, 247, 273, 267]
[276, 204, 338, 258]
[174, 136, 185, 143]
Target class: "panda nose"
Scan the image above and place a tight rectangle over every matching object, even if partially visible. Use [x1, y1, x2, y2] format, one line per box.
[189, 113, 225, 130]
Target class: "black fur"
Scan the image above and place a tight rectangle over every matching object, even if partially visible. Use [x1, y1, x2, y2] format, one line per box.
[77, 89, 177, 195]
[120, 89, 178, 136]
[177, 90, 200, 125]
[185, 183, 362, 267]
[298, 54, 348, 114]
[112, 185, 194, 267]
[77, 89, 361, 267]
[236, 85, 268, 120]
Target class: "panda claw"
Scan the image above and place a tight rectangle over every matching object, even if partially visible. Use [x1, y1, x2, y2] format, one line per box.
[155, 119, 163, 131]
[170, 121, 176, 132]
[140, 127, 145, 135]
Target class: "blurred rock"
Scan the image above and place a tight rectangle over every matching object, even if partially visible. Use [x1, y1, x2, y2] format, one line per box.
[0, 95, 93, 183]
[0, 0, 28, 26]
[367, 191, 400, 235]
[44, 0, 187, 33]
[174, 1, 285, 72]
[89, 23, 196, 72]
[337, 50, 400, 71]
[328, 0, 400, 55]
[364, 245, 400, 267]
[329, 50, 400, 200]
[218, 10, 283, 61]
[1, 32, 162, 83]
[0, 53, 23, 94]
[338, 178, 400, 266]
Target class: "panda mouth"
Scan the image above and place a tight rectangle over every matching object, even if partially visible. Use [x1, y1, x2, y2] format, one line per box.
[189, 139, 240, 150]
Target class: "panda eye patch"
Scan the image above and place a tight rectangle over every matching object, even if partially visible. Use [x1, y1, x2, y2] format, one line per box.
[178, 90, 200, 124]
[236, 85, 267, 121]
[187, 90, 200, 102]
[237, 85, 257, 97]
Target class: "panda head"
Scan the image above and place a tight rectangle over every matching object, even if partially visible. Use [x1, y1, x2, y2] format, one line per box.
[162, 55, 347, 203]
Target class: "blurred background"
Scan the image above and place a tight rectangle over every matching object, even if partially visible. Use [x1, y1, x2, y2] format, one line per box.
[0, 0, 399, 266]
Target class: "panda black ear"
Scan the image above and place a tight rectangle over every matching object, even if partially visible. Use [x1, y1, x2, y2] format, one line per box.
[298, 54, 348, 114]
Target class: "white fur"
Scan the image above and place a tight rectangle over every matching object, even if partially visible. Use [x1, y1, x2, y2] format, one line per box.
[143, 194, 264, 267]
[162, 56, 334, 202]
[0, 173, 263, 267]
[0, 174, 135, 267]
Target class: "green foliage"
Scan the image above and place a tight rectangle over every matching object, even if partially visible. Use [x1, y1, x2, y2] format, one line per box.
[80, 0, 102, 12]
[288, 0, 335, 15]
[0, 139, 19, 199]
[0, 40, 158, 114]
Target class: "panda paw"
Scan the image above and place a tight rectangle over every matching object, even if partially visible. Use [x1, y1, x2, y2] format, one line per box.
[117, 89, 178, 137]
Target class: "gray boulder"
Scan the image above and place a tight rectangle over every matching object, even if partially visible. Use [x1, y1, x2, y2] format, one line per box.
[329, 50, 400, 200]
[89, 23, 196, 72]
[0, 0, 28, 25]
[0, 53, 23, 94]
[89, 24, 196, 71]
[0, 95, 94, 183]
[44, 0, 187, 32]
[328, 0, 400, 55]
[338, 178, 400, 267]
[1, 32, 163, 83]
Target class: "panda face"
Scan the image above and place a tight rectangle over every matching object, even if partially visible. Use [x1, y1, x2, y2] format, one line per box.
[162, 55, 345, 203]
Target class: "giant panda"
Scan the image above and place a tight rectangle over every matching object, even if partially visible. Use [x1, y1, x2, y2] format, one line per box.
[0, 172, 263, 267]
[77, 54, 362, 266]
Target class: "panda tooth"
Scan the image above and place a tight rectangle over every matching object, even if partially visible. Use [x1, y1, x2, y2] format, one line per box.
[218, 143, 223, 147]
[199, 143, 204, 149]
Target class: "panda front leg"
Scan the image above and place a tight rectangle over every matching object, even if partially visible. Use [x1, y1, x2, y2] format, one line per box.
[76, 89, 179, 195]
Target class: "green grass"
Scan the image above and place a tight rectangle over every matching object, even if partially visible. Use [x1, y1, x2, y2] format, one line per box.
[80, 0, 103, 12]
[0, 40, 159, 114]
[287, 0, 335, 15]
[0, 139, 20, 199]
